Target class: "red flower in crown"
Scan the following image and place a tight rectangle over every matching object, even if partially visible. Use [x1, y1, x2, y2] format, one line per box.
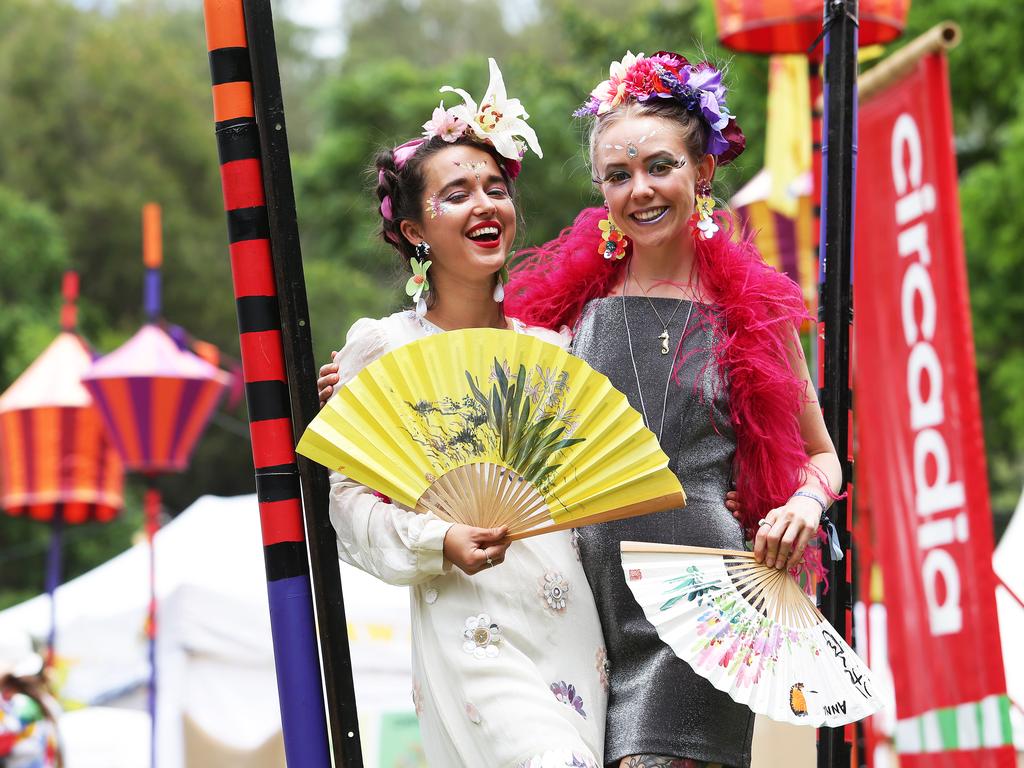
[650, 50, 690, 70]
[622, 58, 665, 98]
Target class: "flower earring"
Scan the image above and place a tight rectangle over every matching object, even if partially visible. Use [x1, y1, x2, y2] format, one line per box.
[598, 204, 628, 260]
[407, 242, 432, 317]
[690, 179, 719, 240]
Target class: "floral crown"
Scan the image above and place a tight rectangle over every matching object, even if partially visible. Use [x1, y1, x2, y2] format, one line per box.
[574, 51, 746, 166]
[380, 59, 542, 231]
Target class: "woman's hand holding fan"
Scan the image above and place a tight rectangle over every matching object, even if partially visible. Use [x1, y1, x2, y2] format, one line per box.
[621, 541, 883, 727]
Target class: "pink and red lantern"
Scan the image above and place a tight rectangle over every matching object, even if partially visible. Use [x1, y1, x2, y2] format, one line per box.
[714, 0, 909, 55]
[81, 324, 228, 475]
[0, 272, 125, 664]
[0, 335, 124, 523]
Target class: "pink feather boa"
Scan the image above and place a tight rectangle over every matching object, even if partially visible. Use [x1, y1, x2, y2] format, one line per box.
[507, 207, 830, 589]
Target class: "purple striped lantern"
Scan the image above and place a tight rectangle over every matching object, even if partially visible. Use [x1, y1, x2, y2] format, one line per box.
[81, 324, 229, 474]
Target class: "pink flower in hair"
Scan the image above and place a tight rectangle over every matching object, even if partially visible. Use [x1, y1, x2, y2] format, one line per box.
[422, 105, 468, 142]
[622, 57, 664, 99]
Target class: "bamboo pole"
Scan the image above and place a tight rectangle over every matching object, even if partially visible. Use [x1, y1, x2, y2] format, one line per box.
[814, 22, 961, 109]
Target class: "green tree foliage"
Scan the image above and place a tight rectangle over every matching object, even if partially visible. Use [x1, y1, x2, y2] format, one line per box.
[0, 0, 264, 608]
[0, 186, 69, 384]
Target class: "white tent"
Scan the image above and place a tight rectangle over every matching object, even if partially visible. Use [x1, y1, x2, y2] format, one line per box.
[993, 485, 1024, 748]
[0, 494, 420, 768]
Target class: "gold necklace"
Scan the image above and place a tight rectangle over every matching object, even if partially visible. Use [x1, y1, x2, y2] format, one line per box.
[629, 271, 691, 354]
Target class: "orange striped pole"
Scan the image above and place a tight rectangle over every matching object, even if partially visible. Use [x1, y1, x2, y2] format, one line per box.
[202, 1, 360, 765]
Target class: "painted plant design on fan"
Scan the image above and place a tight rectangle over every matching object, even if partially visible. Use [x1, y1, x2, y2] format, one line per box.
[404, 358, 584, 490]
[658, 564, 818, 688]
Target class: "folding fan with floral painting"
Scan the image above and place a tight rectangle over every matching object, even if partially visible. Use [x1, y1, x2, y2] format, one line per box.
[621, 541, 883, 727]
[297, 328, 685, 538]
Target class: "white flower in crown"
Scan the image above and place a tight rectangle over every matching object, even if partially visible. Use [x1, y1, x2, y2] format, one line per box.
[441, 58, 543, 162]
[610, 50, 643, 81]
[590, 51, 644, 115]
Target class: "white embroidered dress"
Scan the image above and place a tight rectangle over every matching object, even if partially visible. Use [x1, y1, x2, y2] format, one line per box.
[329, 311, 608, 768]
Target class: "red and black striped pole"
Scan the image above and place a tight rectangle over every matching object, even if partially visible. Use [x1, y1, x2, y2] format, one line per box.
[203, 1, 361, 765]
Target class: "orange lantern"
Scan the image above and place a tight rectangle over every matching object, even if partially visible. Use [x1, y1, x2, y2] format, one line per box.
[714, 0, 909, 54]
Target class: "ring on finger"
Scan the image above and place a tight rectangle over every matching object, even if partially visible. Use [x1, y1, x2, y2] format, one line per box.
[757, 518, 772, 528]
[486, 556, 494, 568]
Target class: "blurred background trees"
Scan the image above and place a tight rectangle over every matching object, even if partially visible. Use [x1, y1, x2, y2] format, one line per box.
[0, 0, 1021, 607]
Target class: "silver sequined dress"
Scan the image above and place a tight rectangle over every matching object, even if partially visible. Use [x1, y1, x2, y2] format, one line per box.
[572, 297, 755, 767]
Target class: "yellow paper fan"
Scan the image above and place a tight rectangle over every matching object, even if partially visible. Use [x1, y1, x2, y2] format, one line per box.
[297, 328, 684, 539]
[621, 542, 883, 727]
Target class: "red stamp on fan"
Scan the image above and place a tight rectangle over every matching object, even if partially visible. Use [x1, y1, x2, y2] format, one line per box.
[628, 569, 643, 581]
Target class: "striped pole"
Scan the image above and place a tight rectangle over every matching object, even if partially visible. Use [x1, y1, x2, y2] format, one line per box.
[205, 3, 333, 765]
[239, 2, 365, 761]
[141, 209, 162, 768]
[144, 480, 160, 768]
[45, 272, 80, 666]
[202, 3, 333, 765]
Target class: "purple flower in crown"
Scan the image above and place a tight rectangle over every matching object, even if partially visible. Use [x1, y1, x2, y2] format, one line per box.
[687, 63, 727, 106]
[573, 96, 601, 117]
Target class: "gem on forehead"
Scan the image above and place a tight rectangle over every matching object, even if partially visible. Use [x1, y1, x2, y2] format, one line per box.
[626, 142, 638, 158]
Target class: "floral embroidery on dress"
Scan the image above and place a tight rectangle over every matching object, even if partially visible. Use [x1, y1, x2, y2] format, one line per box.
[549, 680, 586, 718]
[424, 587, 439, 604]
[464, 701, 482, 724]
[594, 646, 610, 692]
[515, 749, 599, 768]
[411, 679, 423, 718]
[462, 613, 501, 658]
[539, 571, 569, 612]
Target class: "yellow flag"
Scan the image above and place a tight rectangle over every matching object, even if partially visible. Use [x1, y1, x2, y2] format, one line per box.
[765, 55, 812, 218]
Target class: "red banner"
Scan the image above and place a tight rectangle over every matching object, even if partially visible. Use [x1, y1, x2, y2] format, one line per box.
[853, 53, 1014, 767]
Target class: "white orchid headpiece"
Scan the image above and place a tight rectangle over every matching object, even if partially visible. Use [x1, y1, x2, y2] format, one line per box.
[422, 58, 542, 178]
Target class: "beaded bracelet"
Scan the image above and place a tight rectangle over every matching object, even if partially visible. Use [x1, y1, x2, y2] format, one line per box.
[790, 491, 845, 560]
[790, 489, 828, 512]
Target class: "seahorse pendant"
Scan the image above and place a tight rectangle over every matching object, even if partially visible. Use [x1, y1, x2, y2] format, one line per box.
[659, 329, 669, 355]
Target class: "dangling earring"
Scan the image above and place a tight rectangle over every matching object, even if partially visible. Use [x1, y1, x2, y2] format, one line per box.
[597, 203, 628, 260]
[407, 242, 432, 317]
[690, 179, 719, 240]
[493, 259, 510, 303]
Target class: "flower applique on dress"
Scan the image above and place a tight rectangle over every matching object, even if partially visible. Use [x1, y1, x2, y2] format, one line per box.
[462, 613, 502, 659]
[550, 681, 587, 719]
[411, 679, 424, 718]
[516, 750, 600, 768]
[464, 702, 482, 724]
[539, 571, 569, 613]
[594, 646, 610, 692]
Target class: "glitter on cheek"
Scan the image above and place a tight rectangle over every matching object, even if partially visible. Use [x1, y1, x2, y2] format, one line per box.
[425, 193, 451, 219]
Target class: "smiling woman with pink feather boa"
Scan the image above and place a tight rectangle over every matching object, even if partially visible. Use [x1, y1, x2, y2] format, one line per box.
[504, 51, 842, 768]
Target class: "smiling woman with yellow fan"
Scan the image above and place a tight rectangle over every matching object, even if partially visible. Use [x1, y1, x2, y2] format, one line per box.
[307, 59, 642, 768]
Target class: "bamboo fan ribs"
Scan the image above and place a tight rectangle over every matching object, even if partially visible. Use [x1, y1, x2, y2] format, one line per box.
[621, 542, 883, 727]
[297, 328, 685, 538]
